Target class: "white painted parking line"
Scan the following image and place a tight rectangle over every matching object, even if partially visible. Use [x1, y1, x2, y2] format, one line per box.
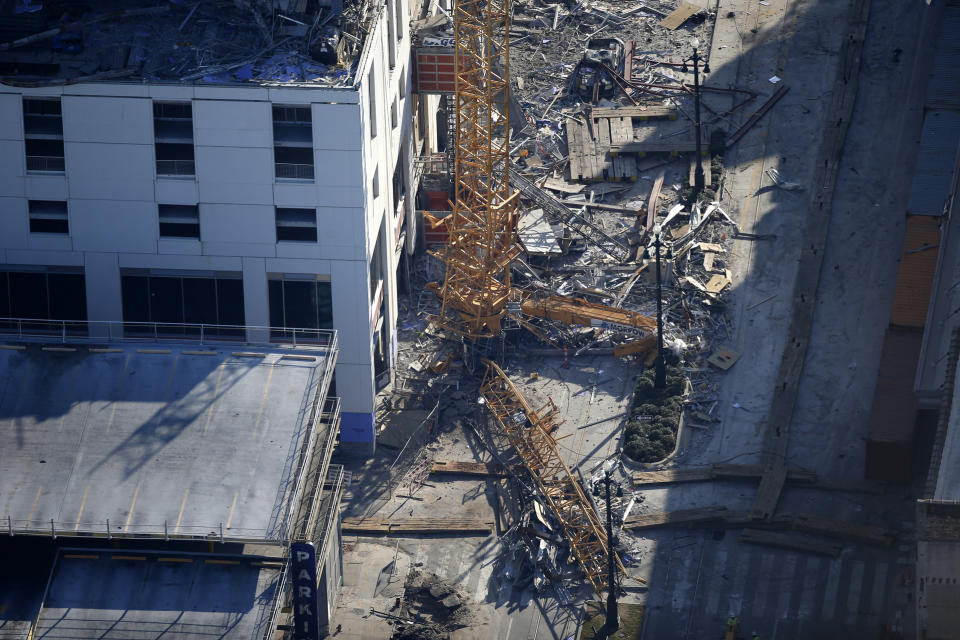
[776, 552, 799, 618]
[474, 560, 495, 603]
[870, 562, 889, 616]
[821, 556, 843, 620]
[798, 556, 822, 618]
[845, 560, 865, 625]
[752, 553, 775, 618]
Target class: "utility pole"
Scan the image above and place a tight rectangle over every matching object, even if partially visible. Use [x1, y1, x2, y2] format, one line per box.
[682, 39, 710, 197]
[650, 226, 667, 390]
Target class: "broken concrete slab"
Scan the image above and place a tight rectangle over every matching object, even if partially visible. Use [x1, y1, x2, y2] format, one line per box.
[518, 208, 563, 256]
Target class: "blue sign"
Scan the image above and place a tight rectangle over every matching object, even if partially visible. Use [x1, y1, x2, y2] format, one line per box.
[290, 542, 320, 640]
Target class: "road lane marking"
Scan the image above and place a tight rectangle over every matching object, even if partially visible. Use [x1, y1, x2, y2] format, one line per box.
[57, 362, 83, 431]
[845, 560, 865, 625]
[203, 362, 226, 434]
[124, 486, 140, 530]
[26, 486, 43, 524]
[105, 354, 131, 433]
[175, 489, 189, 533]
[74, 485, 90, 531]
[162, 355, 179, 402]
[821, 556, 843, 620]
[870, 562, 889, 616]
[225, 492, 239, 530]
[251, 365, 275, 437]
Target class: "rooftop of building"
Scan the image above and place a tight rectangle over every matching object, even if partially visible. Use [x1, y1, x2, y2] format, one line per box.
[0, 0, 377, 88]
[33, 548, 282, 639]
[0, 322, 338, 543]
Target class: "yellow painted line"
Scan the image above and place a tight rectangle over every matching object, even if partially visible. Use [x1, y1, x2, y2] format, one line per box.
[26, 486, 42, 524]
[232, 352, 266, 358]
[205, 559, 241, 565]
[57, 362, 83, 431]
[137, 349, 171, 354]
[105, 354, 131, 434]
[251, 561, 285, 568]
[183, 350, 217, 356]
[88, 348, 123, 353]
[123, 486, 140, 530]
[64, 554, 99, 559]
[158, 557, 193, 563]
[0, 344, 26, 350]
[162, 355, 180, 402]
[251, 365, 275, 438]
[112, 555, 146, 561]
[203, 362, 226, 434]
[41, 346, 76, 352]
[225, 492, 239, 530]
[175, 489, 189, 533]
[74, 485, 90, 531]
[280, 354, 316, 362]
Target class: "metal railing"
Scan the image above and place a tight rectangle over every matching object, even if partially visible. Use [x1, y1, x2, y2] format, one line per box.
[26, 155, 65, 172]
[156, 159, 195, 176]
[275, 162, 315, 180]
[414, 153, 449, 177]
[0, 317, 337, 351]
[4, 514, 277, 543]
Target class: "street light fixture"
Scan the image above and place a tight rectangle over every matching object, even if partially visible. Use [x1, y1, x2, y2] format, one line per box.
[595, 469, 623, 635]
[681, 39, 710, 197]
[646, 226, 672, 390]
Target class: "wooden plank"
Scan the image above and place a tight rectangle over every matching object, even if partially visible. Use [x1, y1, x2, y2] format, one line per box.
[631, 468, 714, 485]
[646, 169, 665, 230]
[431, 460, 507, 477]
[660, 1, 699, 30]
[610, 139, 697, 154]
[343, 517, 494, 535]
[788, 513, 896, 546]
[739, 529, 842, 557]
[749, 0, 872, 522]
[591, 106, 678, 120]
[689, 154, 712, 186]
[622, 506, 729, 530]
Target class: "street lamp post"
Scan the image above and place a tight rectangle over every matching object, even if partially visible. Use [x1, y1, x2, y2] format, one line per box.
[650, 226, 666, 390]
[600, 471, 621, 634]
[681, 40, 710, 196]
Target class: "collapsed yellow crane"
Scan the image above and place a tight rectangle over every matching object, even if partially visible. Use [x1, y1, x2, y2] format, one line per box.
[425, 0, 638, 597]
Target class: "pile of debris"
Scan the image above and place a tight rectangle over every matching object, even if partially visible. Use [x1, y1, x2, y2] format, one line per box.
[388, 570, 474, 639]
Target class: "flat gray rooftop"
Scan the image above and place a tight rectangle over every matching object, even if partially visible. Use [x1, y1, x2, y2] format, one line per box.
[0, 343, 331, 541]
[34, 549, 280, 639]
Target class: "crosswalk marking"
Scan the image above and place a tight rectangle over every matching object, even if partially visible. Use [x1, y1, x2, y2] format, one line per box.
[753, 553, 775, 618]
[822, 556, 843, 620]
[671, 545, 697, 611]
[798, 556, 822, 618]
[473, 559, 495, 603]
[870, 562, 889, 615]
[846, 560, 865, 625]
[727, 548, 750, 616]
[776, 552, 799, 618]
[705, 547, 728, 616]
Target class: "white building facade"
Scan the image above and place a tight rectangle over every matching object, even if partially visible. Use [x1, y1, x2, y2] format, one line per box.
[0, 1, 416, 454]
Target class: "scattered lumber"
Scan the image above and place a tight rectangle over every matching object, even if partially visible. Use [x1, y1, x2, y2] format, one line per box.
[739, 529, 842, 557]
[622, 506, 729, 530]
[342, 517, 495, 535]
[431, 460, 508, 477]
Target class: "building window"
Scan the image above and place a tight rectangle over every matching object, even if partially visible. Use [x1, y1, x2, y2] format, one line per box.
[268, 277, 333, 340]
[273, 105, 314, 181]
[372, 165, 380, 199]
[154, 102, 195, 177]
[391, 97, 398, 129]
[23, 98, 64, 173]
[158, 204, 200, 239]
[276, 207, 317, 242]
[0, 269, 87, 333]
[369, 225, 384, 302]
[398, 73, 406, 100]
[387, 0, 397, 69]
[395, 0, 404, 41]
[28, 200, 68, 234]
[121, 271, 244, 337]
[368, 68, 378, 139]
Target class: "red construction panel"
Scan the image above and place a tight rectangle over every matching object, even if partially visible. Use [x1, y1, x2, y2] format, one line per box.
[414, 47, 456, 94]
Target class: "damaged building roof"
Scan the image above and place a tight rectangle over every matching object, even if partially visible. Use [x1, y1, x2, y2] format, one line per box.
[0, 0, 376, 88]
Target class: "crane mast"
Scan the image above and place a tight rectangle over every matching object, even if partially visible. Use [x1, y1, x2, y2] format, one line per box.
[429, 0, 520, 339]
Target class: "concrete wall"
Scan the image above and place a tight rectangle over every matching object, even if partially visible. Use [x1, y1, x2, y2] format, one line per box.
[0, 0, 414, 454]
